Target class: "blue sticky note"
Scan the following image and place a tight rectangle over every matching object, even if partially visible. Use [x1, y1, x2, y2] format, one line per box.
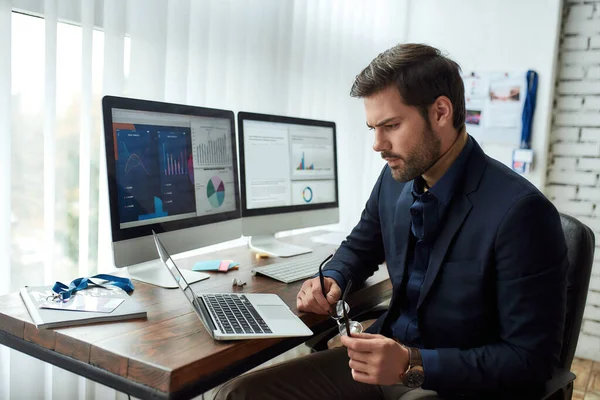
[193, 260, 240, 271]
[192, 260, 222, 271]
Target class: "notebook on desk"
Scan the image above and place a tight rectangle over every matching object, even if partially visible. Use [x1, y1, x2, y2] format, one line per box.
[152, 231, 313, 340]
[20, 285, 146, 329]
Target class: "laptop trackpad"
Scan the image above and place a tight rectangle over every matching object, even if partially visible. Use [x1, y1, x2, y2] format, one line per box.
[256, 305, 297, 321]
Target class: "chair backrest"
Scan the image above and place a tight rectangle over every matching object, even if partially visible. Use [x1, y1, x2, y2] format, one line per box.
[559, 213, 595, 369]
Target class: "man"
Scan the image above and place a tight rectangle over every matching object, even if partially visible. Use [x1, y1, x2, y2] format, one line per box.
[216, 43, 568, 399]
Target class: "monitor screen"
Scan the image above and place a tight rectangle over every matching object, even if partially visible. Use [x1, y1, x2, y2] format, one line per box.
[238, 112, 338, 217]
[103, 96, 240, 243]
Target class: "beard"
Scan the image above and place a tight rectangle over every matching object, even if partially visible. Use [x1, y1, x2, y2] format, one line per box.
[382, 127, 442, 183]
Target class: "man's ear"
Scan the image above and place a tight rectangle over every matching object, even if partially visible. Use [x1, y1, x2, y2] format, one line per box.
[430, 96, 453, 129]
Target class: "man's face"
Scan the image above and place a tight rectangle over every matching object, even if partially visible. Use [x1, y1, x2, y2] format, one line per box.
[364, 85, 441, 182]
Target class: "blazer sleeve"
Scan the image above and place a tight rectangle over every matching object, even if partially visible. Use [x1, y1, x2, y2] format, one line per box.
[321, 166, 388, 292]
[423, 192, 568, 394]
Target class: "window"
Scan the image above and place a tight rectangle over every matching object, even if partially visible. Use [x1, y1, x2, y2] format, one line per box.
[10, 12, 108, 290]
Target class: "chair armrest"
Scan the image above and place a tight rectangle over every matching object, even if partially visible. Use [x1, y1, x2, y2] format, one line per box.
[540, 368, 576, 400]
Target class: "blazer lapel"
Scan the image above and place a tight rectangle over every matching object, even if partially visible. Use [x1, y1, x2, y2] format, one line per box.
[416, 138, 487, 310]
[417, 193, 472, 309]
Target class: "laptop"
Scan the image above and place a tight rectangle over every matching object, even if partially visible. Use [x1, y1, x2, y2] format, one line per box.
[152, 231, 313, 340]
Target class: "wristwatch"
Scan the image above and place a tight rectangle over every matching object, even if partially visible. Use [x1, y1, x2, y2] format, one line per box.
[402, 347, 425, 388]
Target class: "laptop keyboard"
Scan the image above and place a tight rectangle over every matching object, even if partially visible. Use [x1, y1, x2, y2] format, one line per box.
[251, 254, 323, 283]
[204, 294, 272, 335]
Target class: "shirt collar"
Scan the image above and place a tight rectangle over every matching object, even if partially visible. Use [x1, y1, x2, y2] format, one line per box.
[423, 130, 469, 188]
[411, 131, 473, 204]
[429, 132, 473, 205]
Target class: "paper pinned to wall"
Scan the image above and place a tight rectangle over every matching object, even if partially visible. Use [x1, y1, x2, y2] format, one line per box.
[462, 70, 527, 148]
[485, 72, 525, 129]
[463, 72, 488, 143]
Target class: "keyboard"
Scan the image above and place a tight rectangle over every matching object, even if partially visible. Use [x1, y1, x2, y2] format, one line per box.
[203, 294, 272, 335]
[251, 254, 324, 283]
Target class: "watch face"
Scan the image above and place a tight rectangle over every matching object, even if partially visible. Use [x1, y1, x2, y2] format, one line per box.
[403, 366, 425, 388]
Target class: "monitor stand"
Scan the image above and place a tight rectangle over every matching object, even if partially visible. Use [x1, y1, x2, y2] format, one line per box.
[127, 259, 210, 289]
[248, 235, 313, 258]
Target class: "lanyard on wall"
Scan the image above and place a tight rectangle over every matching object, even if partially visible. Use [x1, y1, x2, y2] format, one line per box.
[520, 70, 538, 149]
[512, 70, 537, 174]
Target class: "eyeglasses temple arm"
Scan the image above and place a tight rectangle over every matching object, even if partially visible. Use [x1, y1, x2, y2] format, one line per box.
[318, 254, 334, 301]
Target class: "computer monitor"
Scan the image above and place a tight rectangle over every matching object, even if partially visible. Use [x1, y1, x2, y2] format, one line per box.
[102, 96, 241, 288]
[238, 112, 339, 257]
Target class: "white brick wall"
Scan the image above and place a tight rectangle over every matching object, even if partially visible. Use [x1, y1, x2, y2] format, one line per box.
[581, 128, 600, 141]
[558, 81, 600, 95]
[589, 67, 600, 80]
[555, 111, 600, 126]
[578, 158, 600, 171]
[586, 96, 600, 109]
[551, 142, 600, 157]
[563, 36, 590, 51]
[557, 96, 584, 110]
[551, 127, 580, 141]
[546, 1, 600, 362]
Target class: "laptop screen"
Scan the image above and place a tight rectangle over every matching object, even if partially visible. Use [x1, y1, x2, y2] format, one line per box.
[153, 232, 216, 335]
[164, 257, 197, 307]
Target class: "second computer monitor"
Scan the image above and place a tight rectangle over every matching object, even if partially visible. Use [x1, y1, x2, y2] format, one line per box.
[238, 112, 339, 257]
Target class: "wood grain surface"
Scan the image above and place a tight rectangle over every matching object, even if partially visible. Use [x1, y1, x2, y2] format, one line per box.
[0, 232, 392, 395]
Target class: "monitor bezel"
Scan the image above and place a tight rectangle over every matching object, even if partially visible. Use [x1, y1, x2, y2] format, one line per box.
[102, 95, 241, 243]
[237, 111, 339, 218]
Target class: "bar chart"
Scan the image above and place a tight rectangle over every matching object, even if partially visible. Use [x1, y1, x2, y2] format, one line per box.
[158, 131, 190, 177]
[191, 125, 232, 168]
[195, 136, 230, 166]
[163, 146, 188, 176]
[291, 143, 335, 180]
[296, 152, 315, 170]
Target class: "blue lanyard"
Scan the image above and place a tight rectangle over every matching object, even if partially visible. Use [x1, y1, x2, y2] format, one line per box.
[520, 70, 538, 149]
[52, 274, 135, 301]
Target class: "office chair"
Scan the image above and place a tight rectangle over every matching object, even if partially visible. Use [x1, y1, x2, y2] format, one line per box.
[306, 213, 595, 400]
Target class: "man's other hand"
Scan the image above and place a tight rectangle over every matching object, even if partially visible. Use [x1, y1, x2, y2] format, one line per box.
[296, 276, 341, 315]
[341, 333, 409, 385]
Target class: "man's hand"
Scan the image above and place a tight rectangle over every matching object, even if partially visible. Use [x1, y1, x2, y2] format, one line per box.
[296, 276, 341, 315]
[340, 332, 409, 385]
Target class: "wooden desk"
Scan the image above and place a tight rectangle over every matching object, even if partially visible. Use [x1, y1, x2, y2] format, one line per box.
[0, 232, 391, 399]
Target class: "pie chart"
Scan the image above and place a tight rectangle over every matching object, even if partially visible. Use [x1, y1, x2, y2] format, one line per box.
[207, 176, 225, 208]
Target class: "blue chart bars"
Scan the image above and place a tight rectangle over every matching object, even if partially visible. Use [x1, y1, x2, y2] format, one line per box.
[116, 127, 196, 224]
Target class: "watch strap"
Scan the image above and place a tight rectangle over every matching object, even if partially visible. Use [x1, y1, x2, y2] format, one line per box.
[408, 347, 423, 368]
[403, 347, 425, 388]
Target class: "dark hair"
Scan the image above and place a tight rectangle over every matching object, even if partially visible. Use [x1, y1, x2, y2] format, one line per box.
[350, 43, 465, 133]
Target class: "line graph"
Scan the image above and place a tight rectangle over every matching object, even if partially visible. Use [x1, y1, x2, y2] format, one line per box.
[122, 142, 151, 176]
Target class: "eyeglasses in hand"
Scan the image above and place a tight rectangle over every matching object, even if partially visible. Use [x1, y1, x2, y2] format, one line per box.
[318, 255, 364, 337]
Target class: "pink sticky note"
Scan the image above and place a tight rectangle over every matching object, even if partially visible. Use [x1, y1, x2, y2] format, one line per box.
[218, 260, 233, 272]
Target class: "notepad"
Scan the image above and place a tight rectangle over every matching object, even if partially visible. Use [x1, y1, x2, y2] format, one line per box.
[20, 285, 147, 329]
[193, 260, 239, 272]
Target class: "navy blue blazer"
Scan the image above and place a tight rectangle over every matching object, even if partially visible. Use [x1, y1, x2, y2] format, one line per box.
[324, 138, 568, 398]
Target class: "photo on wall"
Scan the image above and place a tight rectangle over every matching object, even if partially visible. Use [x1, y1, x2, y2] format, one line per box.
[466, 110, 482, 126]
